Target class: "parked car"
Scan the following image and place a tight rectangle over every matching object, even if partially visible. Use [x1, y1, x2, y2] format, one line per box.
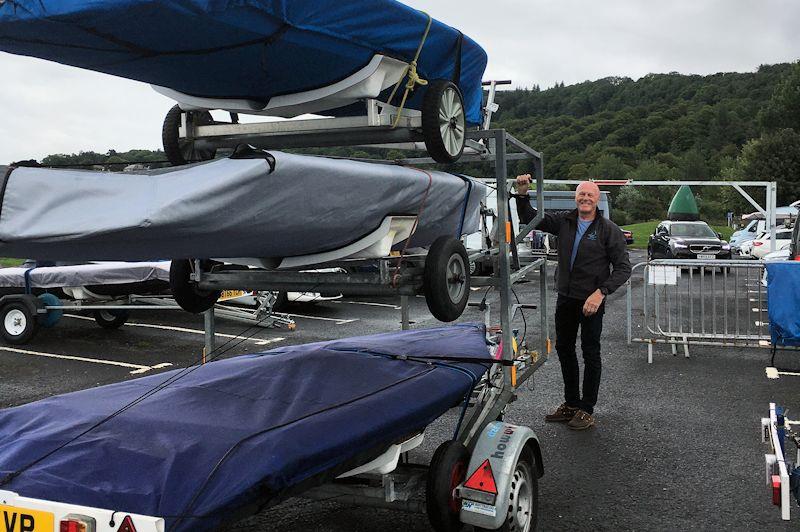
[730, 219, 766, 253]
[647, 220, 732, 260]
[750, 228, 793, 259]
[621, 229, 634, 245]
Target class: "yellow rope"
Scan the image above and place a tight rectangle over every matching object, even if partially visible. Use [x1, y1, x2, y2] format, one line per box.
[388, 11, 432, 128]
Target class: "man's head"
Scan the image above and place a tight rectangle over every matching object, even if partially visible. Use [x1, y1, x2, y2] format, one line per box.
[575, 181, 600, 218]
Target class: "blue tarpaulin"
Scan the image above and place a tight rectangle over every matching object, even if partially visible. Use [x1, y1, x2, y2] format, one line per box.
[766, 262, 800, 347]
[0, 324, 490, 531]
[0, 0, 488, 124]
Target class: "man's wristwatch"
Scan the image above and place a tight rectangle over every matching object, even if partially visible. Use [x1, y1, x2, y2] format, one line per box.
[599, 287, 609, 296]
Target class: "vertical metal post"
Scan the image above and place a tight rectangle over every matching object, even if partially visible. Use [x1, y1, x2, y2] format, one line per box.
[400, 295, 410, 330]
[494, 130, 514, 386]
[533, 154, 548, 356]
[768, 182, 777, 253]
[203, 308, 215, 362]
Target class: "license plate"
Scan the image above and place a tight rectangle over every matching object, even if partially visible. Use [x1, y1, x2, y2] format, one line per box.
[697, 253, 716, 260]
[0, 504, 54, 532]
[217, 290, 251, 302]
[462, 499, 497, 517]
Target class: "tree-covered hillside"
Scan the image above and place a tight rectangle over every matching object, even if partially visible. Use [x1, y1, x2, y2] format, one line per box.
[492, 62, 800, 224]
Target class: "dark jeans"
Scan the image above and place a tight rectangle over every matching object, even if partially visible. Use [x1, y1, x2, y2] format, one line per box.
[554, 295, 605, 414]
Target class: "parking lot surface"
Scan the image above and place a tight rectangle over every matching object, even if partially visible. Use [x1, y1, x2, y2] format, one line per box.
[1, 250, 797, 530]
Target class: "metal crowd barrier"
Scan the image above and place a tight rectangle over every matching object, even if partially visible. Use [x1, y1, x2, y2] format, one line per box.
[627, 259, 772, 362]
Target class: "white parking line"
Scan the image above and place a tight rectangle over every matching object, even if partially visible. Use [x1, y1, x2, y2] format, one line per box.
[63, 314, 285, 346]
[285, 313, 358, 325]
[328, 301, 401, 310]
[766, 367, 800, 379]
[0, 346, 172, 374]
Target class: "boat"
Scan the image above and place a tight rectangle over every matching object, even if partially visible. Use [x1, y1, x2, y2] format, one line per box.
[0, 324, 491, 532]
[0, 0, 487, 125]
[0, 149, 487, 264]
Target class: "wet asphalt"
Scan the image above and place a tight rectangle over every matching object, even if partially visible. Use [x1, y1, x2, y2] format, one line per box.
[1, 249, 798, 531]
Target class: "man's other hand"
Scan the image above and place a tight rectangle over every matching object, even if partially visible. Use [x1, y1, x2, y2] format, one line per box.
[516, 174, 531, 195]
[583, 289, 605, 316]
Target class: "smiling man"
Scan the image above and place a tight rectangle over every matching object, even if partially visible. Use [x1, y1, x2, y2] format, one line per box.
[515, 175, 631, 429]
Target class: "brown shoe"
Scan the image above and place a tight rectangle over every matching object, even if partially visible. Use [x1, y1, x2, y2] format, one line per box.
[567, 410, 595, 430]
[544, 403, 579, 422]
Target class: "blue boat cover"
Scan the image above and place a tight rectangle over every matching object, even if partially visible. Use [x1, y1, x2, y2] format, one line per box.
[767, 262, 800, 347]
[0, 0, 488, 124]
[0, 324, 490, 531]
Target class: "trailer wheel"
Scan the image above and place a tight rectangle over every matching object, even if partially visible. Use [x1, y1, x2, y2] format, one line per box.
[162, 105, 216, 166]
[476, 448, 539, 532]
[37, 292, 63, 328]
[1, 302, 38, 344]
[170, 259, 221, 314]
[93, 309, 130, 329]
[422, 79, 466, 164]
[424, 236, 470, 322]
[426, 440, 469, 532]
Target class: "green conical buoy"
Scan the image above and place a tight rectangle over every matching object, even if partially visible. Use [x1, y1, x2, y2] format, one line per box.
[668, 185, 699, 221]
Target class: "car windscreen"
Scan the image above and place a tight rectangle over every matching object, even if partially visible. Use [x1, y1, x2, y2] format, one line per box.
[669, 223, 717, 238]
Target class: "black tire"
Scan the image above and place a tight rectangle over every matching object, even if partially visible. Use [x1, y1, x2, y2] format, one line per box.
[1, 302, 38, 344]
[426, 440, 469, 532]
[92, 309, 130, 329]
[476, 448, 539, 532]
[424, 236, 470, 322]
[162, 105, 217, 166]
[422, 80, 466, 164]
[169, 259, 221, 314]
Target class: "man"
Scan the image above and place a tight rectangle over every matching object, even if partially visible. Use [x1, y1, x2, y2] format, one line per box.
[515, 175, 631, 430]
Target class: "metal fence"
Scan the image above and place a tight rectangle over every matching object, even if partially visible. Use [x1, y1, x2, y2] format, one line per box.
[627, 259, 773, 362]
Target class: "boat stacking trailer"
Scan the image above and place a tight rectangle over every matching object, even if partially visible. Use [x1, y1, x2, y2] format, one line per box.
[178, 90, 553, 530]
[172, 80, 553, 531]
[0, 87, 553, 532]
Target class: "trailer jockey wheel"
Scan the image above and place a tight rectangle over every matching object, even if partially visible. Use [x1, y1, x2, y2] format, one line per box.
[93, 309, 130, 329]
[423, 79, 466, 164]
[424, 236, 471, 322]
[476, 448, 539, 532]
[1, 301, 38, 345]
[169, 259, 222, 314]
[426, 440, 469, 532]
[162, 104, 217, 166]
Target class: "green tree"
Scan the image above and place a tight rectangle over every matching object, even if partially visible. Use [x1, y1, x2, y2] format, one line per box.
[758, 62, 800, 132]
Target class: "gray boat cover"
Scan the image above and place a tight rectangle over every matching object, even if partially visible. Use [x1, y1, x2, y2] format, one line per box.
[0, 261, 170, 288]
[0, 152, 485, 262]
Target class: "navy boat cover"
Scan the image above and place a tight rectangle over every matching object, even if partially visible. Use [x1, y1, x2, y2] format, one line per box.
[767, 262, 800, 347]
[0, 0, 488, 124]
[0, 324, 490, 531]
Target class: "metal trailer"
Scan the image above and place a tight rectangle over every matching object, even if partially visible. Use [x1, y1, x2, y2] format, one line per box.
[0, 291, 296, 345]
[176, 125, 553, 529]
[761, 402, 800, 520]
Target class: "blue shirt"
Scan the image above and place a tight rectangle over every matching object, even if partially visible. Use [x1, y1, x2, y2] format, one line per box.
[570, 219, 592, 270]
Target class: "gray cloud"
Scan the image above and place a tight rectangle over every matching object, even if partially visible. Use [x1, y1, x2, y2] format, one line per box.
[1, 0, 798, 164]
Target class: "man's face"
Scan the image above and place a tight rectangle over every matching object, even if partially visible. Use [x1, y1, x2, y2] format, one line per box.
[575, 183, 600, 216]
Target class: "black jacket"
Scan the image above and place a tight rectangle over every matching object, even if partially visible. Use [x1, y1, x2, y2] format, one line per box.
[516, 195, 631, 300]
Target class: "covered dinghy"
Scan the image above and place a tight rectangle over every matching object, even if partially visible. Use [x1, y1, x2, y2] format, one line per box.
[0, 0, 488, 125]
[0, 150, 486, 262]
[0, 324, 491, 532]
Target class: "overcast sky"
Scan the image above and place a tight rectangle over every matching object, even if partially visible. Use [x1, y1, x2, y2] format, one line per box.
[0, 0, 798, 164]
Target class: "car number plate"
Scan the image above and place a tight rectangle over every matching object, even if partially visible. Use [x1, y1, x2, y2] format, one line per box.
[217, 290, 251, 302]
[697, 254, 716, 260]
[0, 504, 54, 532]
[462, 499, 497, 517]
